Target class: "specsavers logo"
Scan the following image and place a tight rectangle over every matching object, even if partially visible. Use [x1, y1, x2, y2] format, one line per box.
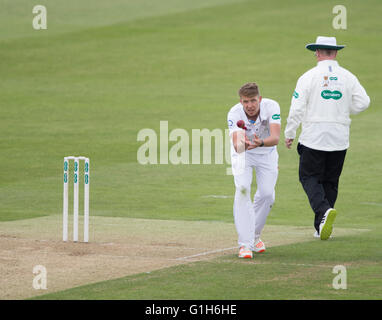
[321, 90, 342, 100]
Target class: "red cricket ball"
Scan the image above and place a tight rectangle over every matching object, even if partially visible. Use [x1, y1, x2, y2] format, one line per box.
[237, 120, 247, 130]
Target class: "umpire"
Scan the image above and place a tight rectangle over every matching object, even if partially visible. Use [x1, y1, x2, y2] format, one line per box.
[284, 36, 370, 240]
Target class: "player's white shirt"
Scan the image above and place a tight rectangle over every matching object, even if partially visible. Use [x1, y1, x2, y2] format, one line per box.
[227, 98, 281, 156]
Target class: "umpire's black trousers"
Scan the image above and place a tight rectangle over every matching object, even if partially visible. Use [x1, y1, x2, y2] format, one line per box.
[297, 143, 347, 232]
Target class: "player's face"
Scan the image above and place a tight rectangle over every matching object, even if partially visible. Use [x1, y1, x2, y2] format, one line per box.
[240, 95, 262, 117]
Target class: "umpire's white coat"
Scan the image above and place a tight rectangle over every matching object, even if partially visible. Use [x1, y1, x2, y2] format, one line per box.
[285, 60, 370, 151]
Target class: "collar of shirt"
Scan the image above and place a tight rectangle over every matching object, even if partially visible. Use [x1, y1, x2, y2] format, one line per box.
[317, 60, 339, 67]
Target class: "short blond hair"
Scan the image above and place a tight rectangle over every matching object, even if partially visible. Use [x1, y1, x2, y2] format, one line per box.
[238, 82, 260, 98]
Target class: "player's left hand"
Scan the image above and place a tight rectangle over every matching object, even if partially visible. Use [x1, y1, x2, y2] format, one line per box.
[249, 134, 263, 149]
[245, 135, 256, 150]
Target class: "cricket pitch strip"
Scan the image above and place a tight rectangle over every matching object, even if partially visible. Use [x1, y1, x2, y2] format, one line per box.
[0, 215, 368, 299]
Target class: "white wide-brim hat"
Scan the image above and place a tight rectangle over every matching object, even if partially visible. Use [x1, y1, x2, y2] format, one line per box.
[306, 36, 345, 51]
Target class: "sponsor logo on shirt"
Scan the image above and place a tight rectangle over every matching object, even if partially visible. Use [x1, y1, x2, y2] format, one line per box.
[293, 91, 299, 98]
[272, 114, 281, 120]
[228, 120, 233, 127]
[322, 76, 339, 87]
[321, 90, 342, 100]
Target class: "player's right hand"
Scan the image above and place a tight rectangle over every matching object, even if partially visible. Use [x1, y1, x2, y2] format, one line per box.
[245, 136, 257, 150]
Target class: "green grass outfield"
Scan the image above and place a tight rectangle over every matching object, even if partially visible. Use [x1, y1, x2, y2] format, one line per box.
[1, 0, 381, 299]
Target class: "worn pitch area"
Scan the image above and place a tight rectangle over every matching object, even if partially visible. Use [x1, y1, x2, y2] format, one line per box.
[0, 215, 367, 299]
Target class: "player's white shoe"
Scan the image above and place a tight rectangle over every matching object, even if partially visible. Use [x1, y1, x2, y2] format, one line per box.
[319, 208, 337, 240]
[238, 246, 253, 259]
[253, 239, 266, 253]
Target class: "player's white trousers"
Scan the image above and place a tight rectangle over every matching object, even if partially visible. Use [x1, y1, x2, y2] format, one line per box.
[232, 148, 279, 250]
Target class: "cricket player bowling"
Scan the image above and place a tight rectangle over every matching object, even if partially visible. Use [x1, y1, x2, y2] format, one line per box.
[227, 83, 281, 259]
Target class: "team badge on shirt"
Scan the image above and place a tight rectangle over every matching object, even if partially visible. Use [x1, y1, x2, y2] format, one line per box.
[322, 76, 330, 87]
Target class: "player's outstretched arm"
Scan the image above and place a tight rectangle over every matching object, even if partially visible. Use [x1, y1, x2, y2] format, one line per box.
[251, 123, 280, 148]
[232, 131, 255, 153]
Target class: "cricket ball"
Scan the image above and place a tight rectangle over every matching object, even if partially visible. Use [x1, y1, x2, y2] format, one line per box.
[237, 120, 247, 130]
